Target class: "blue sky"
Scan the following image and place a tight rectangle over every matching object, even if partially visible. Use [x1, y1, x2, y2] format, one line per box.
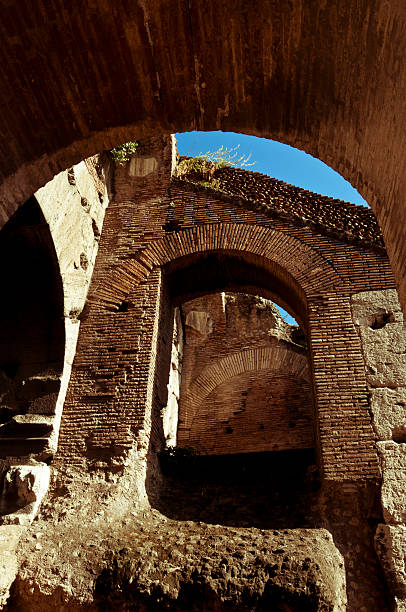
[176, 131, 368, 325]
[176, 131, 368, 207]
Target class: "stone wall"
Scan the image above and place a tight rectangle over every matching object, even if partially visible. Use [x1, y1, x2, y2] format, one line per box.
[352, 289, 406, 611]
[34, 154, 111, 459]
[0, 153, 111, 603]
[1, 1, 406, 342]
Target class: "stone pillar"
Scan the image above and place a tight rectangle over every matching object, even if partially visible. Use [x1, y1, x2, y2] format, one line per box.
[352, 289, 406, 611]
[308, 293, 387, 609]
[308, 292, 379, 480]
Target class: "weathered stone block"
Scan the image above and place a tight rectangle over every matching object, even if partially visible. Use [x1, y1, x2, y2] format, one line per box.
[377, 441, 406, 524]
[375, 524, 406, 601]
[0, 524, 23, 608]
[0, 464, 50, 525]
[371, 388, 406, 442]
[352, 289, 406, 389]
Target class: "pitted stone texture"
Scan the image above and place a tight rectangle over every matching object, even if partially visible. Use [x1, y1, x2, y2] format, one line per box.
[0, 464, 50, 525]
[35, 156, 110, 320]
[0, 525, 23, 608]
[375, 524, 406, 602]
[11, 497, 347, 612]
[377, 442, 406, 525]
[351, 289, 406, 389]
[370, 388, 406, 442]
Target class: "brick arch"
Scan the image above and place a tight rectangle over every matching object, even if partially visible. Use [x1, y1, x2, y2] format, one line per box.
[1, 1, 406, 315]
[178, 345, 309, 435]
[92, 223, 344, 318]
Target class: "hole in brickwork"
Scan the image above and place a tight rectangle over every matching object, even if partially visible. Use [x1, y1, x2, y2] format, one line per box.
[162, 220, 181, 232]
[368, 311, 395, 330]
[117, 300, 129, 313]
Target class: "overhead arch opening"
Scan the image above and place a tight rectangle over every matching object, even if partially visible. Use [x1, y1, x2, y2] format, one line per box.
[164, 249, 308, 331]
[176, 131, 369, 207]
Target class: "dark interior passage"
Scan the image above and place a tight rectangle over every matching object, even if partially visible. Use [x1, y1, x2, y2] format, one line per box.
[0, 197, 65, 456]
[158, 449, 320, 529]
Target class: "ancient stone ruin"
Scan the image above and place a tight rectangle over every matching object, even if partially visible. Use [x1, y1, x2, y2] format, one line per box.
[0, 135, 403, 611]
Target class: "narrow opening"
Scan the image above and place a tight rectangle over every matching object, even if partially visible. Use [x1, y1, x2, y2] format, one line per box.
[0, 196, 65, 458]
[157, 290, 318, 529]
[368, 311, 395, 330]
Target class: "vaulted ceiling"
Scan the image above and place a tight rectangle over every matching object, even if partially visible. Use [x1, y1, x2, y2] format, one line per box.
[1, 1, 406, 306]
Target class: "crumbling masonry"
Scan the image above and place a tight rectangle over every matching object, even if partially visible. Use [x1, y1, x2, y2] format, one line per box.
[0, 136, 405, 611]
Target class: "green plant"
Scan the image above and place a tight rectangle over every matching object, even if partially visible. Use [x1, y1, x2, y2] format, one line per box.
[198, 179, 220, 190]
[110, 141, 138, 164]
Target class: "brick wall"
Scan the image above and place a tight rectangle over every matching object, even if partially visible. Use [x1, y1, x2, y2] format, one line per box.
[45, 138, 404, 609]
[177, 292, 313, 455]
[56, 137, 395, 486]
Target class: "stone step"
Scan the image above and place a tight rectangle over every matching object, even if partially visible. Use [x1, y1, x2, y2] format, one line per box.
[0, 437, 49, 457]
[0, 415, 54, 438]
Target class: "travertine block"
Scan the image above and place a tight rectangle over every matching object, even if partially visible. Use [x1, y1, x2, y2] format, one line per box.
[370, 388, 406, 441]
[0, 464, 50, 526]
[0, 525, 23, 607]
[352, 289, 406, 389]
[375, 524, 406, 600]
[377, 442, 406, 524]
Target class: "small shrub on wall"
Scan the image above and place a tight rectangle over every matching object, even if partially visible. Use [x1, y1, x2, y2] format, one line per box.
[110, 141, 138, 164]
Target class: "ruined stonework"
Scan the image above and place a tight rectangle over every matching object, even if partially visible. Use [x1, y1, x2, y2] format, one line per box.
[0, 137, 404, 610]
[352, 289, 406, 611]
[1, 1, 406, 336]
[177, 292, 312, 455]
[0, 154, 111, 604]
